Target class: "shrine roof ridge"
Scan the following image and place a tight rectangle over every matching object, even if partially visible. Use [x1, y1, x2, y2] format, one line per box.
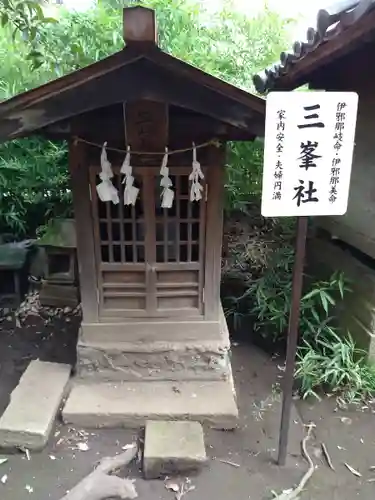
[253, 0, 375, 94]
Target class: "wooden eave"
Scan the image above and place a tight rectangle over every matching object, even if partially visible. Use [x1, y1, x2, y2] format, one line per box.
[272, 7, 375, 92]
[0, 45, 265, 143]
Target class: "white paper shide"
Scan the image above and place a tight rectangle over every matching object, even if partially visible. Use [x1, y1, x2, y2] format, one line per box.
[261, 91, 359, 217]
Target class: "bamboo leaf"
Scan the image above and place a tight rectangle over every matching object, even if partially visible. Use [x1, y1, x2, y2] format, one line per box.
[344, 463, 362, 477]
[1, 12, 9, 27]
[320, 292, 329, 314]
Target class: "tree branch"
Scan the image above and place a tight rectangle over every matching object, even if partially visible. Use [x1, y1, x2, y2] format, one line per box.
[59, 444, 138, 500]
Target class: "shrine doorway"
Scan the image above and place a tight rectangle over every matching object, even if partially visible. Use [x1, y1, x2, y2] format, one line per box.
[90, 166, 206, 319]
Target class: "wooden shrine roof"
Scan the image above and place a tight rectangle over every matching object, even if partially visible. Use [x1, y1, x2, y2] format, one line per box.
[253, 0, 375, 94]
[0, 7, 265, 143]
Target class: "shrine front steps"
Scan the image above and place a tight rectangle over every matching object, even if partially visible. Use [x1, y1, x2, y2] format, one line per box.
[68, 308, 239, 427]
[61, 379, 238, 430]
[76, 338, 232, 383]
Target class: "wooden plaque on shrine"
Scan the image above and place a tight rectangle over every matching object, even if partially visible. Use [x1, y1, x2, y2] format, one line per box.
[125, 100, 168, 152]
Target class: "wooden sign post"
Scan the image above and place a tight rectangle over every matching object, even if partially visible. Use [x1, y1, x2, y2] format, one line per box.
[261, 91, 359, 465]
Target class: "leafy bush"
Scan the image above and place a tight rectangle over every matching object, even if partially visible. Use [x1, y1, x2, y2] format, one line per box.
[222, 220, 295, 333]
[296, 332, 375, 404]
[223, 218, 375, 402]
[225, 141, 264, 212]
[0, 138, 70, 237]
[250, 258, 349, 343]
[225, 241, 348, 338]
[0, 0, 58, 70]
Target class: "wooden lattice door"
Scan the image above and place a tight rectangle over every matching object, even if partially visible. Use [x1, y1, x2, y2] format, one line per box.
[91, 166, 206, 318]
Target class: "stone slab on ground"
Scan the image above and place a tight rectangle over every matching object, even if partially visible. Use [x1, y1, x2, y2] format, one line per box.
[62, 379, 238, 429]
[0, 360, 71, 450]
[143, 420, 207, 479]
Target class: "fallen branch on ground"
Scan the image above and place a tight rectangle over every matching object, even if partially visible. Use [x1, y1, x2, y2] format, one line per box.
[321, 442, 335, 471]
[59, 444, 138, 500]
[272, 423, 316, 500]
[217, 459, 240, 468]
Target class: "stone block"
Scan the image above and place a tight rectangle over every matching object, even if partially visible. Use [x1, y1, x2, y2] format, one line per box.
[62, 379, 238, 429]
[39, 282, 79, 308]
[77, 340, 230, 382]
[0, 360, 71, 450]
[143, 420, 207, 479]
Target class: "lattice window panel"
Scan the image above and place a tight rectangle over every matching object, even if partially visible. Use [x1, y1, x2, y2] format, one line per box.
[155, 174, 201, 264]
[90, 166, 206, 318]
[96, 173, 145, 264]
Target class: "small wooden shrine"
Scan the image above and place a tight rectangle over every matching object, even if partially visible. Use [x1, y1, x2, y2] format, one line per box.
[0, 7, 265, 425]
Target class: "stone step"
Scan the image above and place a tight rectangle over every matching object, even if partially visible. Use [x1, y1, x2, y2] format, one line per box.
[62, 379, 238, 429]
[77, 339, 231, 382]
[143, 420, 207, 479]
[0, 360, 71, 450]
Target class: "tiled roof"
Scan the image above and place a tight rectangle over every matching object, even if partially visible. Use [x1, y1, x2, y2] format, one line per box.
[253, 0, 375, 94]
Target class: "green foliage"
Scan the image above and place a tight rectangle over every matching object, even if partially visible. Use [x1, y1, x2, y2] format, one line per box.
[0, 138, 70, 237]
[38, 6, 122, 77]
[296, 332, 375, 404]
[225, 242, 348, 337]
[0, 6, 121, 98]
[102, 0, 292, 91]
[0, 1, 57, 68]
[223, 211, 375, 402]
[0, 0, 292, 85]
[225, 141, 264, 212]
[250, 256, 350, 343]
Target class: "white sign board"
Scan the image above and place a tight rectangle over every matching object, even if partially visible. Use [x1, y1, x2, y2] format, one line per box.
[261, 91, 358, 217]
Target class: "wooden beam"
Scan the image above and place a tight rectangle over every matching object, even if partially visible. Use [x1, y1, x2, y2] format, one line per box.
[123, 7, 157, 45]
[69, 141, 99, 323]
[308, 41, 375, 91]
[204, 148, 226, 320]
[43, 109, 254, 142]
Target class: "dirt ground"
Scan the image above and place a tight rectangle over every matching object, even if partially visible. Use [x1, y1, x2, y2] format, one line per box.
[0, 308, 79, 416]
[0, 311, 375, 500]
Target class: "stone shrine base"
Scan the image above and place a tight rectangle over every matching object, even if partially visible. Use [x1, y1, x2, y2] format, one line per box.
[62, 307, 239, 429]
[62, 378, 238, 429]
